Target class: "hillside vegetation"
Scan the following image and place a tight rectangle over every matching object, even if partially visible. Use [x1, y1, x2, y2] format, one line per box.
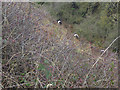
[2, 2, 118, 88]
[44, 2, 118, 50]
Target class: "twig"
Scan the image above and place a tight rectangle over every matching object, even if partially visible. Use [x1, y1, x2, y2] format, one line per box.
[4, 52, 21, 66]
[5, 82, 34, 88]
[82, 36, 120, 87]
[37, 77, 43, 88]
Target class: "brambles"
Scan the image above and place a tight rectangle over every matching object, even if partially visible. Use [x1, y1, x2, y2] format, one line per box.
[2, 2, 118, 88]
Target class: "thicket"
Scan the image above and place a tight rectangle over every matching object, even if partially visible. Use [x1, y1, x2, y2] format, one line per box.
[2, 2, 118, 88]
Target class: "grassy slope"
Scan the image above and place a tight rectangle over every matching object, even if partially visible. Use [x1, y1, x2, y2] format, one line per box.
[46, 2, 118, 50]
[33, 2, 116, 59]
